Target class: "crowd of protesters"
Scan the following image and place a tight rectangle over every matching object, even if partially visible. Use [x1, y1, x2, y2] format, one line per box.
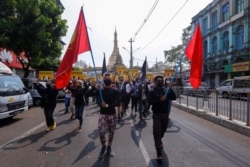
[37, 74, 176, 160]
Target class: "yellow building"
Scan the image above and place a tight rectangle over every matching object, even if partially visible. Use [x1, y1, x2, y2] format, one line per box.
[164, 68, 174, 77]
[38, 71, 54, 81]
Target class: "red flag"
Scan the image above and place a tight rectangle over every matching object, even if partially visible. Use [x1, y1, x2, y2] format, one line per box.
[55, 7, 90, 89]
[185, 23, 203, 89]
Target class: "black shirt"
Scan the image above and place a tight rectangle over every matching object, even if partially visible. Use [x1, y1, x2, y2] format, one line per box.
[100, 87, 120, 115]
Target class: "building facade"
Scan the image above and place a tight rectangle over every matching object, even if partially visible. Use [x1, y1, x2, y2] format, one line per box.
[191, 0, 250, 88]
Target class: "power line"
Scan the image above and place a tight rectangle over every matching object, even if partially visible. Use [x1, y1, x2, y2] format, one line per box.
[132, 0, 160, 41]
[137, 0, 189, 53]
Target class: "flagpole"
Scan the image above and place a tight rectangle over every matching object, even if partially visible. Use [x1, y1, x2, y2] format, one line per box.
[81, 7, 104, 102]
[165, 53, 185, 96]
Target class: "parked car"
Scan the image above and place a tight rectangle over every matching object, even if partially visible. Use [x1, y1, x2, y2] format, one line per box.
[216, 76, 250, 99]
[182, 82, 210, 97]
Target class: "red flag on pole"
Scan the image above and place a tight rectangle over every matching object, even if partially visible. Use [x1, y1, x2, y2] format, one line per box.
[55, 7, 90, 89]
[185, 23, 203, 89]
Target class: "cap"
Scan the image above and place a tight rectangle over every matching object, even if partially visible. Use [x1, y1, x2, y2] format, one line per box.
[154, 75, 163, 82]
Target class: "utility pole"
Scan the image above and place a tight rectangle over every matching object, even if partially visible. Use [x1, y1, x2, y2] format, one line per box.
[128, 38, 134, 68]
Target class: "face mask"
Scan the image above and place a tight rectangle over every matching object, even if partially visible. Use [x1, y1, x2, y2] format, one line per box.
[156, 80, 163, 87]
[104, 79, 112, 86]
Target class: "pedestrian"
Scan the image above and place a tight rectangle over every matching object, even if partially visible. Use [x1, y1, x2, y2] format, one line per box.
[39, 80, 58, 132]
[130, 79, 139, 116]
[147, 80, 154, 112]
[64, 88, 71, 114]
[148, 75, 176, 160]
[120, 80, 131, 117]
[138, 83, 148, 120]
[68, 80, 77, 119]
[74, 80, 87, 132]
[98, 73, 120, 159]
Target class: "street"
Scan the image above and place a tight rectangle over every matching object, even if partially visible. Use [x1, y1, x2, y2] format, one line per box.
[0, 101, 250, 167]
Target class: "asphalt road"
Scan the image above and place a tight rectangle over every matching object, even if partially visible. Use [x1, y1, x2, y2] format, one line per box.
[0, 100, 250, 167]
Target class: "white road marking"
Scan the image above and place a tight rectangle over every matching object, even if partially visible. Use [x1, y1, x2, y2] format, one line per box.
[130, 118, 154, 167]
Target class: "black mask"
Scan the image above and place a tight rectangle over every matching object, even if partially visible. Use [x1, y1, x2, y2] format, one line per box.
[156, 80, 163, 87]
[104, 79, 112, 86]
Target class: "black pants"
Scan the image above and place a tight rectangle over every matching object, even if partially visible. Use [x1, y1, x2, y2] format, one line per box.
[131, 96, 138, 112]
[153, 113, 169, 150]
[44, 105, 56, 127]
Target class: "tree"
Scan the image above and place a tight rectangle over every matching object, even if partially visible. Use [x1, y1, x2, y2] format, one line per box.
[0, 0, 67, 78]
[164, 25, 192, 66]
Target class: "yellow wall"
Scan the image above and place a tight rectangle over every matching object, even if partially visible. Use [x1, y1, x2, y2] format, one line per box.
[39, 71, 54, 81]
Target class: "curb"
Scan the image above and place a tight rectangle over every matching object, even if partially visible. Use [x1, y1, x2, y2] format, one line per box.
[172, 102, 250, 137]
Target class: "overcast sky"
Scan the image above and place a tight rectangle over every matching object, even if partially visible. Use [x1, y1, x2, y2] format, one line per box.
[60, 0, 212, 68]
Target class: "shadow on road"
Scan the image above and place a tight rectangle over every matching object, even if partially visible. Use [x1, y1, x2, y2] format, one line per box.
[1, 130, 47, 150]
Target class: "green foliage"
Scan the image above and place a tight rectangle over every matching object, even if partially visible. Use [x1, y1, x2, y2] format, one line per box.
[0, 0, 67, 77]
[164, 25, 192, 65]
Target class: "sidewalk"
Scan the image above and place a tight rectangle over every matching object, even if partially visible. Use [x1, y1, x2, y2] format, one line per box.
[172, 101, 250, 137]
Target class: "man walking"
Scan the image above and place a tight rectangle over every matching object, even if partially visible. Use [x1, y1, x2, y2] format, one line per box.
[39, 80, 58, 132]
[98, 73, 120, 159]
[148, 75, 176, 160]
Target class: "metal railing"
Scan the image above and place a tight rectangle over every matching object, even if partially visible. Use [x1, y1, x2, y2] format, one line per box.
[173, 88, 250, 126]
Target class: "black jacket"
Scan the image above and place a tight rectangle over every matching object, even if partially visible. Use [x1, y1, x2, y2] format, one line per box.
[148, 86, 176, 114]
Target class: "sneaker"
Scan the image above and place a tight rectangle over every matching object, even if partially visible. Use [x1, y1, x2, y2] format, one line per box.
[77, 126, 82, 133]
[106, 145, 115, 157]
[98, 145, 106, 159]
[51, 122, 56, 130]
[46, 126, 52, 132]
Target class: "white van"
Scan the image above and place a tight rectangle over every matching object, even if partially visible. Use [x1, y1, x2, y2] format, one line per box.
[0, 62, 29, 119]
[216, 76, 250, 98]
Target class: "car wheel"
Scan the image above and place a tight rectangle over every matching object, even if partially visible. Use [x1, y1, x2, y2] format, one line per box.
[33, 98, 42, 106]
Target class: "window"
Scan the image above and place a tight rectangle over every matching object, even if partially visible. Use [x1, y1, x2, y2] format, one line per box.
[236, 0, 244, 14]
[235, 25, 244, 50]
[204, 40, 208, 58]
[221, 3, 229, 22]
[222, 31, 229, 52]
[211, 11, 217, 31]
[211, 36, 217, 55]
[202, 17, 208, 34]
